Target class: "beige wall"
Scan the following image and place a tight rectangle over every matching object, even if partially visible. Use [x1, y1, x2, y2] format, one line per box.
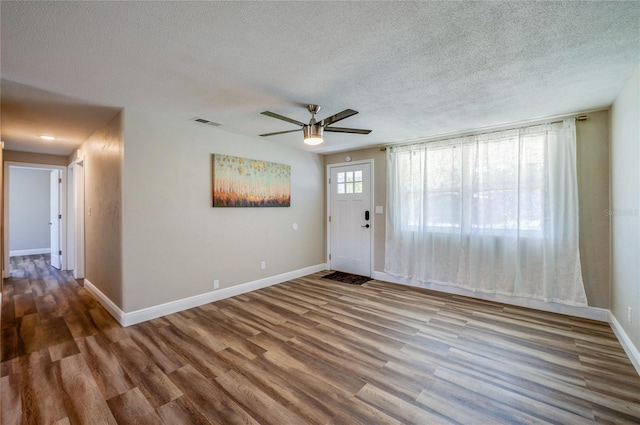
[77, 112, 124, 308]
[610, 65, 640, 352]
[4, 150, 69, 166]
[2, 150, 70, 281]
[121, 109, 325, 312]
[326, 112, 611, 308]
[577, 110, 611, 308]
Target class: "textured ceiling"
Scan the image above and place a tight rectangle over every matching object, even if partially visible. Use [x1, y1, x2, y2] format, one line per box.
[1, 1, 639, 155]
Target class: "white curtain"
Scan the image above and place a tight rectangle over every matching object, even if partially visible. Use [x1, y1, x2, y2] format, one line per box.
[385, 119, 588, 306]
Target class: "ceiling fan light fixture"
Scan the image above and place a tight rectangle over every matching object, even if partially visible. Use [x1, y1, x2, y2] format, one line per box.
[260, 104, 370, 144]
[303, 123, 324, 145]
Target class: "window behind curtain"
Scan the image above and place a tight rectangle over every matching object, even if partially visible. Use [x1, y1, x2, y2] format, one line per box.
[385, 120, 587, 306]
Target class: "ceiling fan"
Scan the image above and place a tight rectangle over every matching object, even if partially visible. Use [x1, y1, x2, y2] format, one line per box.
[259, 104, 372, 145]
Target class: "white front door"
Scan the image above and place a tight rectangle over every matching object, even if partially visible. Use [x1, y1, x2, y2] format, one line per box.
[50, 170, 61, 269]
[329, 163, 372, 276]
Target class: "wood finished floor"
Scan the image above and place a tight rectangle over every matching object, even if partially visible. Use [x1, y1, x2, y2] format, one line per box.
[2, 256, 640, 424]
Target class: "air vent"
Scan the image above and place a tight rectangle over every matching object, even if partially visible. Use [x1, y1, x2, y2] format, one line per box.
[192, 117, 222, 127]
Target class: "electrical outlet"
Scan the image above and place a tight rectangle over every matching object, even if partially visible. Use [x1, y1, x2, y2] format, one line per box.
[628, 306, 633, 324]
[261, 261, 266, 270]
[214, 280, 219, 289]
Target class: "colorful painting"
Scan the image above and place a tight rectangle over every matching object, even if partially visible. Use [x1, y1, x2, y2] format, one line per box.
[212, 154, 291, 207]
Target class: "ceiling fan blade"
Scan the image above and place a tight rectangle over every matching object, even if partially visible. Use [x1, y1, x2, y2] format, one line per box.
[321, 109, 358, 127]
[259, 129, 302, 137]
[324, 126, 372, 134]
[261, 111, 305, 127]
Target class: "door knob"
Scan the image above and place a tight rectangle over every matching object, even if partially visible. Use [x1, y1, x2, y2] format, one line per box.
[361, 224, 370, 228]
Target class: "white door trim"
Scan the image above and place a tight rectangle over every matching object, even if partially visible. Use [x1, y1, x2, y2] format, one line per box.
[49, 169, 62, 269]
[326, 159, 374, 276]
[66, 163, 75, 273]
[3, 161, 68, 277]
[72, 157, 85, 279]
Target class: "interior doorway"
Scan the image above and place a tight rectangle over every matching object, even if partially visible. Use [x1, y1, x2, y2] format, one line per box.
[3, 162, 71, 278]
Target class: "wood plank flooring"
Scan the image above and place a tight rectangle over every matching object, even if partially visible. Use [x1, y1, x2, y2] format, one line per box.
[2, 255, 640, 424]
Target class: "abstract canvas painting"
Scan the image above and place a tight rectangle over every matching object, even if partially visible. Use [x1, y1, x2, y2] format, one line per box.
[212, 154, 291, 207]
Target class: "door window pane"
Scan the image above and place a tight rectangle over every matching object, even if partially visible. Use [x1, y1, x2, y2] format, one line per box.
[336, 169, 363, 194]
[354, 170, 363, 193]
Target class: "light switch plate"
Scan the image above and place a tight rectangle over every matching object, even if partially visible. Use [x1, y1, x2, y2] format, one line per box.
[375, 206, 383, 214]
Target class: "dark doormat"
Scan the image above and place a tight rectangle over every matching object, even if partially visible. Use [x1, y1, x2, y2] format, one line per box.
[322, 271, 372, 285]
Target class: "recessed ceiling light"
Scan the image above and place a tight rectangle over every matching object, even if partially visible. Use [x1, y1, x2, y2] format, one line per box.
[39, 135, 56, 141]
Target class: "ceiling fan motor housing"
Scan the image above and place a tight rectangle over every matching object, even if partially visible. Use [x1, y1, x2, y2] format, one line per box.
[303, 123, 324, 145]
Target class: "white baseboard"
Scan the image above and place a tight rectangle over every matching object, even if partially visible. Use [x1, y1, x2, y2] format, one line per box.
[9, 248, 51, 257]
[84, 263, 327, 327]
[372, 271, 609, 322]
[84, 278, 126, 324]
[608, 311, 640, 376]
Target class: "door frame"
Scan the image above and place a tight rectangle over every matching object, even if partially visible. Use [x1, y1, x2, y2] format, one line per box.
[49, 168, 62, 269]
[66, 163, 75, 273]
[70, 157, 85, 279]
[326, 159, 374, 276]
[3, 161, 68, 277]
